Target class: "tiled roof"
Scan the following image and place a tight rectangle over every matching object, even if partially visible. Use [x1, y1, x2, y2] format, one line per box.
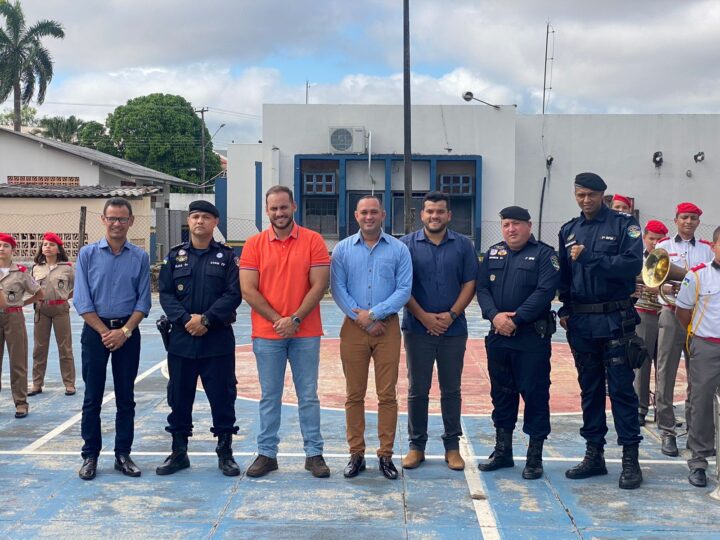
[0, 128, 196, 188]
[0, 184, 161, 198]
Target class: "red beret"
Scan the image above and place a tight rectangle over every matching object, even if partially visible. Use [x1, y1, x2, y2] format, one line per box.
[676, 202, 702, 216]
[42, 232, 63, 246]
[612, 194, 632, 207]
[645, 220, 668, 235]
[0, 233, 16, 249]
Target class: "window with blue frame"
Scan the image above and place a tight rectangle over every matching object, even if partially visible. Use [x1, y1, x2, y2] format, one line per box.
[392, 193, 426, 235]
[304, 173, 336, 194]
[304, 198, 338, 236]
[439, 175, 473, 194]
[439, 175, 473, 236]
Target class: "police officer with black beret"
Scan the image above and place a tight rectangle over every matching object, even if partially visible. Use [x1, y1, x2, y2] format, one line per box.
[156, 200, 242, 476]
[558, 173, 644, 490]
[476, 206, 560, 480]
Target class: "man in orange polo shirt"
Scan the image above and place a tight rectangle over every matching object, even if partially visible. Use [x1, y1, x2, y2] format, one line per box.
[239, 186, 331, 478]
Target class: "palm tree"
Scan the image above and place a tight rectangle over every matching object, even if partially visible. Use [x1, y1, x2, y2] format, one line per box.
[36, 114, 84, 143]
[0, 1, 64, 132]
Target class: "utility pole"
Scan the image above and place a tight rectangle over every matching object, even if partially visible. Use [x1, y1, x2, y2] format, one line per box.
[195, 107, 209, 184]
[403, 0, 413, 234]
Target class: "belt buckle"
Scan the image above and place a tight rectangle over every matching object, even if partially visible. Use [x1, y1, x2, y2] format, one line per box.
[109, 318, 122, 329]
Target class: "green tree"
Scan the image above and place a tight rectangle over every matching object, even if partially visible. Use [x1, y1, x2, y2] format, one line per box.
[0, 1, 65, 131]
[77, 120, 118, 156]
[0, 103, 35, 125]
[106, 93, 221, 182]
[36, 114, 83, 142]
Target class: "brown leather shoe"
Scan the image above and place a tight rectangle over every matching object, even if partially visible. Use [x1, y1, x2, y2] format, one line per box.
[445, 449, 465, 471]
[402, 449, 425, 469]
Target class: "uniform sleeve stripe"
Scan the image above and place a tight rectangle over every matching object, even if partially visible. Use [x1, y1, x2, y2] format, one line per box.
[239, 266, 259, 271]
[310, 263, 331, 267]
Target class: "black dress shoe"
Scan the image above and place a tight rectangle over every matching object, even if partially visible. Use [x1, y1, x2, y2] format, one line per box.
[343, 454, 366, 478]
[638, 414, 646, 426]
[114, 454, 142, 477]
[379, 456, 398, 480]
[28, 388, 42, 396]
[79, 457, 97, 480]
[661, 435, 679, 457]
[688, 468, 707, 487]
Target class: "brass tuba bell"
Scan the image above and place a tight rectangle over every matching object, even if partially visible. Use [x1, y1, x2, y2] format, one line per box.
[641, 248, 688, 306]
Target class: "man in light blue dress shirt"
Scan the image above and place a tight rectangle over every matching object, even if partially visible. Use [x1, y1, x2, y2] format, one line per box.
[73, 197, 151, 481]
[331, 195, 412, 480]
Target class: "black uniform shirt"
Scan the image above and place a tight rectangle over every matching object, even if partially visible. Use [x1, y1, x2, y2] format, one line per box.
[159, 240, 242, 358]
[477, 235, 560, 350]
[558, 204, 643, 338]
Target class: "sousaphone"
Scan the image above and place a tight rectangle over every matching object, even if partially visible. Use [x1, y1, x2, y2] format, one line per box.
[641, 248, 688, 306]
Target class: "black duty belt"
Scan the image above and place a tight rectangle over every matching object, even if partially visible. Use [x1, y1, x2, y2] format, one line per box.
[570, 299, 632, 314]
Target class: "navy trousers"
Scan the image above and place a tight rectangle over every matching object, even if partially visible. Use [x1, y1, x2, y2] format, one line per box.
[568, 333, 642, 446]
[165, 352, 238, 437]
[485, 342, 551, 439]
[80, 323, 140, 459]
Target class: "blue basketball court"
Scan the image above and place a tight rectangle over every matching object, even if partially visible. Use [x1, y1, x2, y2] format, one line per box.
[0, 299, 717, 539]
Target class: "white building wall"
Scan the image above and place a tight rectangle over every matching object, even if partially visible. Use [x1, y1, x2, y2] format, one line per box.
[228, 106, 720, 247]
[0, 129, 100, 185]
[226, 143, 263, 239]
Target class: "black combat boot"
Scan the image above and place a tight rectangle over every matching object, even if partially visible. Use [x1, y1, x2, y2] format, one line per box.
[478, 428, 514, 471]
[216, 433, 240, 477]
[618, 443, 642, 489]
[565, 442, 608, 479]
[522, 438, 544, 480]
[156, 432, 190, 475]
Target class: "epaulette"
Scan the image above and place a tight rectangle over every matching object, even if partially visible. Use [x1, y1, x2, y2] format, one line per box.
[690, 262, 706, 273]
[538, 240, 556, 251]
[699, 239, 713, 246]
[16, 264, 27, 273]
[656, 237, 670, 243]
[169, 241, 188, 252]
[560, 216, 581, 230]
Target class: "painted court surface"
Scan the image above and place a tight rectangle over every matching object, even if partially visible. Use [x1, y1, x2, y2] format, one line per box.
[0, 298, 716, 539]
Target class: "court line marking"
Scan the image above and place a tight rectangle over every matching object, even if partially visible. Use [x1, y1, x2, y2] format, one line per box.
[460, 418, 501, 540]
[22, 359, 167, 452]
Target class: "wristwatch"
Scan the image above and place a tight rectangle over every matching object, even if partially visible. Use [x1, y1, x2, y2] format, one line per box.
[201, 314, 210, 328]
[368, 310, 377, 322]
[121, 326, 132, 339]
[291, 315, 302, 326]
[449, 310, 458, 321]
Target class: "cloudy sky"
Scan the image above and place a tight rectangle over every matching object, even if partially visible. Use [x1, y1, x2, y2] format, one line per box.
[4, 0, 720, 147]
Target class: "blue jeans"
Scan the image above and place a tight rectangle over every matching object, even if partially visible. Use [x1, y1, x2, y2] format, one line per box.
[253, 337, 323, 458]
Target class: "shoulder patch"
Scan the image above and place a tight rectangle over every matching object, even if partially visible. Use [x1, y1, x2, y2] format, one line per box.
[550, 254, 560, 271]
[690, 262, 707, 272]
[626, 225, 642, 239]
[17, 264, 27, 273]
[699, 239, 713, 246]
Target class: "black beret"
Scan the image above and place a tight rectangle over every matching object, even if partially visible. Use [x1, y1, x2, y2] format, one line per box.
[188, 200, 219, 217]
[499, 205, 531, 221]
[574, 172, 607, 191]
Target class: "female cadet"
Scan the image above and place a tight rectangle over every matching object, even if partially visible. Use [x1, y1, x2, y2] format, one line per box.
[0, 233, 43, 418]
[29, 232, 76, 396]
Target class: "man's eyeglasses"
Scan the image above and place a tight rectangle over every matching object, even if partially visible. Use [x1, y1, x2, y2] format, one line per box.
[104, 216, 131, 224]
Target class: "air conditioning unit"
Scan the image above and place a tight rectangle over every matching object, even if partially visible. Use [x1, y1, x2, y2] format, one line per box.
[329, 126, 366, 154]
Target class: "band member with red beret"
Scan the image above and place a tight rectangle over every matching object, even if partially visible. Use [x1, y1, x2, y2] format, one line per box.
[633, 220, 669, 425]
[0, 233, 44, 418]
[654, 202, 713, 457]
[611, 194, 633, 214]
[29, 232, 76, 397]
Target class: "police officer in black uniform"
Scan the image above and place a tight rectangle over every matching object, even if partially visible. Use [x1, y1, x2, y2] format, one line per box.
[476, 206, 560, 480]
[558, 173, 644, 490]
[156, 200, 242, 476]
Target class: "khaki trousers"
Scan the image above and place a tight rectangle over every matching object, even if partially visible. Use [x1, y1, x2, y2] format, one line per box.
[0, 311, 29, 409]
[32, 303, 75, 389]
[656, 307, 690, 436]
[686, 338, 720, 471]
[340, 315, 401, 458]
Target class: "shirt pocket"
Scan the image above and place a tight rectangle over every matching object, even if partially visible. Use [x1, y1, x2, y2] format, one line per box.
[593, 241, 618, 255]
[516, 260, 538, 289]
[376, 258, 395, 282]
[173, 266, 192, 296]
[486, 259, 505, 289]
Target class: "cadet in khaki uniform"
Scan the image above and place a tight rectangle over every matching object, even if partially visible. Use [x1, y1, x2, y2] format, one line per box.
[0, 233, 44, 418]
[29, 232, 76, 396]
